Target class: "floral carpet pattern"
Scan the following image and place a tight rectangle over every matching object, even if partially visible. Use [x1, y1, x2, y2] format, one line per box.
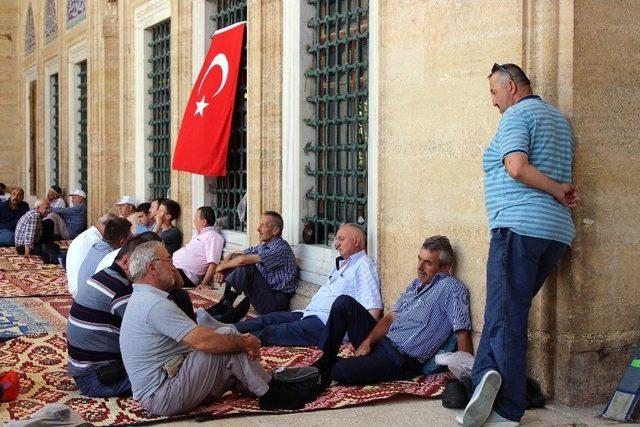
[0, 333, 450, 425]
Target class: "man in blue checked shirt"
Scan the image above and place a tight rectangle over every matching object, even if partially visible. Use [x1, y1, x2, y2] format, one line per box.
[311, 235, 472, 388]
[205, 211, 298, 323]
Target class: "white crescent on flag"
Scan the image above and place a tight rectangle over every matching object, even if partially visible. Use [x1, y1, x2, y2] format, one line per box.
[198, 53, 229, 97]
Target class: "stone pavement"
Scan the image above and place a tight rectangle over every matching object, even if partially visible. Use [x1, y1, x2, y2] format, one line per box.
[171, 396, 637, 426]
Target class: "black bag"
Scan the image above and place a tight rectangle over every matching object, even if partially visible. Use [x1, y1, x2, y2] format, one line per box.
[96, 360, 127, 385]
[442, 376, 473, 409]
[259, 366, 322, 410]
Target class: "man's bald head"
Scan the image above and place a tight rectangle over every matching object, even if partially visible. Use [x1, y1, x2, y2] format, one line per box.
[334, 223, 367, 259]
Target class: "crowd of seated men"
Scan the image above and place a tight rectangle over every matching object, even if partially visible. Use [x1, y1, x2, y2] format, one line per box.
[0, 183, 472, 417]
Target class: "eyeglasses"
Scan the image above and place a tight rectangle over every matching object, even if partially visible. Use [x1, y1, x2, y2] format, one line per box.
[151, 257, 173, 264]
[491, 63, 517, 82]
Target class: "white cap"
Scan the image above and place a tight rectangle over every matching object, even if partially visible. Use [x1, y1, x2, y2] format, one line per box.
[115, 196, 137, 208]
[69, 189, 86, 198]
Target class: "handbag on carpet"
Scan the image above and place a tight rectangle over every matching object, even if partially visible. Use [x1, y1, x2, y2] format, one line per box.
[259, 366, 322, 410]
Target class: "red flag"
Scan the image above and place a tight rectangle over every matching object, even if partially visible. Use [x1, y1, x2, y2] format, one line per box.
[172, 22, 245, 176]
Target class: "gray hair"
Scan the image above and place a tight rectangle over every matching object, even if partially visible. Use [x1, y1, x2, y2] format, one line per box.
[129, 241, 164, 282]
[422, 235, 454, 266]
[488, 63, 531, 87]
[98, 212, 117, 225]
[34, 198, 45, 208]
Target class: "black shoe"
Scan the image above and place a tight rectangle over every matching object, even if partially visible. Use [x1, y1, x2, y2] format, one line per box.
[215, 298, 251, 323]
[205, 300, 229, 317]
[259, 366, 322, 410]
[442, 378, 470, 409]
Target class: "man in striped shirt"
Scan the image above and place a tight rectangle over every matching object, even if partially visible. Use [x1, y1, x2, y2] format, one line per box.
[206, 211, 298, 323]
[459, 64, 579, 427]
[312, 236, 472, 387]
[66, 233, 195, 397]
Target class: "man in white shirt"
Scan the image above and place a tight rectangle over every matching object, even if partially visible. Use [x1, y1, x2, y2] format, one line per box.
[66, 213, 117, 298]
[46, 185, 66, 209]
[197, 223, 382, 347]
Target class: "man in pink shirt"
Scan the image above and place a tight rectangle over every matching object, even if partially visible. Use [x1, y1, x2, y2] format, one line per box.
[172, 207, 224, 288]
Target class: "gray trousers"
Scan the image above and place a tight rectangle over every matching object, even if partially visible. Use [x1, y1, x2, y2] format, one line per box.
[47, 212, 71, 240]
[140, 327, 271, 416]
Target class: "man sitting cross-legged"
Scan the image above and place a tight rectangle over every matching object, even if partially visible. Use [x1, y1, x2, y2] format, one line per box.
[119, 241, 273, 416]
[66, 232, 195, 397]
[205, 211, 298, 323]
[197, 223, 382, 347]
[311, 235, 472, 388]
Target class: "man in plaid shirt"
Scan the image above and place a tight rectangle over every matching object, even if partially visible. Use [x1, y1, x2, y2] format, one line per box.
[15, 198, 52, 258]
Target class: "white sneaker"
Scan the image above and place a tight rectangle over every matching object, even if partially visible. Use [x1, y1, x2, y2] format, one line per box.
[483, 410, 520, 426]
[460, 370, 502, 427]
[456, 410, 464, 424]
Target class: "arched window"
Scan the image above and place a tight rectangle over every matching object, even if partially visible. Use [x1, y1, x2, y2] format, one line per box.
[66, 0, 86, 28]
[44, 0, 58, 43]
[25, 4, 35, 54]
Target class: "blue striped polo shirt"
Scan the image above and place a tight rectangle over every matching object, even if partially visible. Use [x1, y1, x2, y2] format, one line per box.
[386, 274, 471, 363]
[483, 95, 575, 246]
[244, 236, 298, 293]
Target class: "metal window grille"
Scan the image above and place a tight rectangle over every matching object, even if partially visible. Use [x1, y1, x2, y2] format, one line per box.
[147, 19, 171, 199]
[304, 0, 369, 245]
[209, 0, 247, 232]
[50, 73, 60, 186]
[77, 60, 88, 193]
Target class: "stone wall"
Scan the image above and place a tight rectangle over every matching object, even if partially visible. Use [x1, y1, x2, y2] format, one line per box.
[0, 0, 20, 188]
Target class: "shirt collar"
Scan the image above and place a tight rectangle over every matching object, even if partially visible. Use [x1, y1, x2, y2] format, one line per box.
[415, 272, 449, 292]
[517, 94, 541, 104]
[336, 249, 366, 270]
[132, 283, 169, 297]
[197, 225, 216, 235]
[108, 261, 129, 282]
[261, 236, 282, 248]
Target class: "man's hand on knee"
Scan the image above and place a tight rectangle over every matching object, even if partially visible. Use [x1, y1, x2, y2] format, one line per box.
[241, 333, 261, 360]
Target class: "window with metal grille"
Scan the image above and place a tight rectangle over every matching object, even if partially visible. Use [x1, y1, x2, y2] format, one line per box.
[147, 19, 171, 199]
[304, 0, 369, 246]
[77, 60, 88, 193]
[50, 73, 60, 186]
[208, 0, 247, 232]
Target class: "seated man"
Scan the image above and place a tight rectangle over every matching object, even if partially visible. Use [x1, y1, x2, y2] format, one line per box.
[0, 183, 9, 203]
[14, 198, 52, 258]
[151, 199, 182, 255]
[67, 233, 174, 397]
[49, 189, 88, 239]
[66, 213, 117, 297]
[172, 206, 223, 288]
[46, 185, 66, 208]
[76, 217, 131, 293]
[312, 235, 472, 387]
[133, 202, 152, 235]
[198, 223, 382, 347]
[115, 196, 138, 227]
[205, 211, 298, 323]
[0, 188, 29, 247]
[120, 241, 271, 416]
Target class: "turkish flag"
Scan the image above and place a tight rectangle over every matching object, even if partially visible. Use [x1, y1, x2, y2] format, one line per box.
[172, 22, 246, 176]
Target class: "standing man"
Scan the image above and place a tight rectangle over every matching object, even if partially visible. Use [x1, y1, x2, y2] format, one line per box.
[14, 199, 52, 258]
[50, 189, 88, 239]
[459, 63, 579, 427]
[205, 211, 298, 323]
[0, 188, 29, 247]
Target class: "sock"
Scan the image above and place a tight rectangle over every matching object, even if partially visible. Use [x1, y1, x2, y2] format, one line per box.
[196, 307, 236, 330]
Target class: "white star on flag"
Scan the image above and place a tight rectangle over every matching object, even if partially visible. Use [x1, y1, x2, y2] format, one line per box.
[194, 95, 209, 117]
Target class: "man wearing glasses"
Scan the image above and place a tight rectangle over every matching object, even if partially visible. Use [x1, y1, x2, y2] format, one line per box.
[458, 64, 579, 427]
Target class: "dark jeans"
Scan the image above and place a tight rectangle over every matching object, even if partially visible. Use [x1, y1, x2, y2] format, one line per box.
[472, 228, 567, 422]
[74, 363, 131, 398]
[168, 288, 196, 322]
[15, 219, 55, 256]
[234, 311, 324, 347]
[226, 264, 292, 315]
[317, 295, 422, 385]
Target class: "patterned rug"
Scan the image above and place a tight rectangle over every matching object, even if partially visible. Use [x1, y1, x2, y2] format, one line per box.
[0, 296, 71, 339]
[0, 333, 450, 425]
[0, 268, 68, 298]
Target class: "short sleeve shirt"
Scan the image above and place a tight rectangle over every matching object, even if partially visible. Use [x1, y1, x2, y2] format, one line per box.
[119, 284, 197, 401]
[243, 237, 298, 293]
[300, 250, 382, 324]
[172, 226, 224, 284]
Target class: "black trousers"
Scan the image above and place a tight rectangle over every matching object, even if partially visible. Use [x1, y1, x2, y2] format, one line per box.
[168, 288, 196, 322]
[317, 295, 422, 385]
[177, 269, 196, 288]
[226, 264, 292, 315]
[15, 219, 56, 256]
